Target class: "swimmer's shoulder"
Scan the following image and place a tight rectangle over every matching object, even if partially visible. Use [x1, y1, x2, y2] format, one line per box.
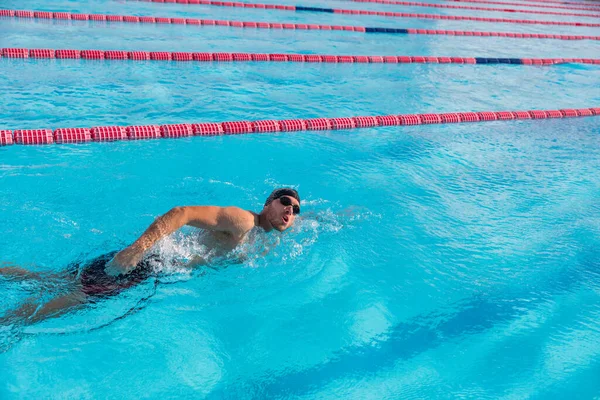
[219, 206, 257, 234]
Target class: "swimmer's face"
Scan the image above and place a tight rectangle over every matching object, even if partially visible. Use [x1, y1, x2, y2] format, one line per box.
[266, 195, 300, 232]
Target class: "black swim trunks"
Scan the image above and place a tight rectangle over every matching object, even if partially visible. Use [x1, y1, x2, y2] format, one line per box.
[75, 251, 157, 298]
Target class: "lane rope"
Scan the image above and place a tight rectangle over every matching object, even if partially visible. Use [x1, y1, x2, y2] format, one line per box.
[121, 0, 600, 27]
[331, 0, 600, 18]
[3, 47, 600, 65]
[510, 0, 600, 7]
[1, 108, 598, 146]
[390, 0, 600, 12]
[3, 10, 600, 41]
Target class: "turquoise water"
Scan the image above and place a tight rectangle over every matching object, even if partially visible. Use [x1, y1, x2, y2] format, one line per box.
[2, 0, 600, 398]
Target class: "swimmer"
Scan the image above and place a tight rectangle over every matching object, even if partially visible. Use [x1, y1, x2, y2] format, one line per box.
[0, 188, 301, 325]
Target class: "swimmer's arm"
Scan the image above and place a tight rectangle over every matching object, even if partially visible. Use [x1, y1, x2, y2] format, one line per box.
[111, 206, 251, 271]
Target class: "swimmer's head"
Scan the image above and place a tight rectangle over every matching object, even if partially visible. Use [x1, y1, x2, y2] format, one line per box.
[262, 188, 301, 232]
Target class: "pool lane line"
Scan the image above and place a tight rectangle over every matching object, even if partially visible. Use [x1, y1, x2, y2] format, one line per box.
[1, 108, 598, 146]
[3, 11, 600, 41]
[442, 0, 600, 13]
[361, 0, 600, 12]
[3, 48, 600, 65]
[329, 0, 600, 17]
[509, 0, 600, 8]
[450, 0, 600, 13]
[120, 0, 600, 27]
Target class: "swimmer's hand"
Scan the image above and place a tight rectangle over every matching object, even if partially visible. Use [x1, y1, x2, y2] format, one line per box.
[105, 244, 145, 277]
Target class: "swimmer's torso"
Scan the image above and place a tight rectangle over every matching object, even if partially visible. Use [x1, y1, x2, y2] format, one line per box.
[188, 226, 276, 267]
[186, 228, 253, 266]
[202, 229, 248, 252]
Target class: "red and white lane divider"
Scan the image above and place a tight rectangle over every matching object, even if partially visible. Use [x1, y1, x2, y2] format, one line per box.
[340, 0, 600, 18]
[126, 0, 600, 27]
[440, 0, 600, 12]
[514, 0, 600, 8]
[2, 10, 600, 41]
[3, 47, 600, 65]
[1, 108, 598, 146]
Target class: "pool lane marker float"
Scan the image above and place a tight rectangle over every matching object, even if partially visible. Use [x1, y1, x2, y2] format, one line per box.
[508, 0, 600, 8]
[1, 108, 598, 146]
[330, 0, 600, 17]
[340, 0, 600, 13]
[3, 10, 600, 41]
[121, 0, 600, 27]
[3, 48, 600, 65]
[446, 0, 600, 13]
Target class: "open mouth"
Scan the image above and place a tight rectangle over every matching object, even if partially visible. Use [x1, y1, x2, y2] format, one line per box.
[282, 215, 290, 224]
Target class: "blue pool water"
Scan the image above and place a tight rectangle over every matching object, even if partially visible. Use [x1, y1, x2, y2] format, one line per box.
[1, 0, 600, 398]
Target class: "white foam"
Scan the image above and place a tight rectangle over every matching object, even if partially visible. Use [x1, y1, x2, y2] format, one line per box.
[142, 205, 376, 272]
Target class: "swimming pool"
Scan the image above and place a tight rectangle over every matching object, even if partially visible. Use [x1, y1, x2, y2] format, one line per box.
[1, 0, 600, 398]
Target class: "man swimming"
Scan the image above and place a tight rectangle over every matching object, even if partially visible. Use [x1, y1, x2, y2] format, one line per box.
[0, 188, 301, 325]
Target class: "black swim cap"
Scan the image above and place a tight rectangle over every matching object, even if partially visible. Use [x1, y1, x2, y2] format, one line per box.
[264, 188, 300, 208]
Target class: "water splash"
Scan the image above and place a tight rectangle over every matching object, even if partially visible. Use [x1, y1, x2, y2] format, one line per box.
[143, 203, 374, 271]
